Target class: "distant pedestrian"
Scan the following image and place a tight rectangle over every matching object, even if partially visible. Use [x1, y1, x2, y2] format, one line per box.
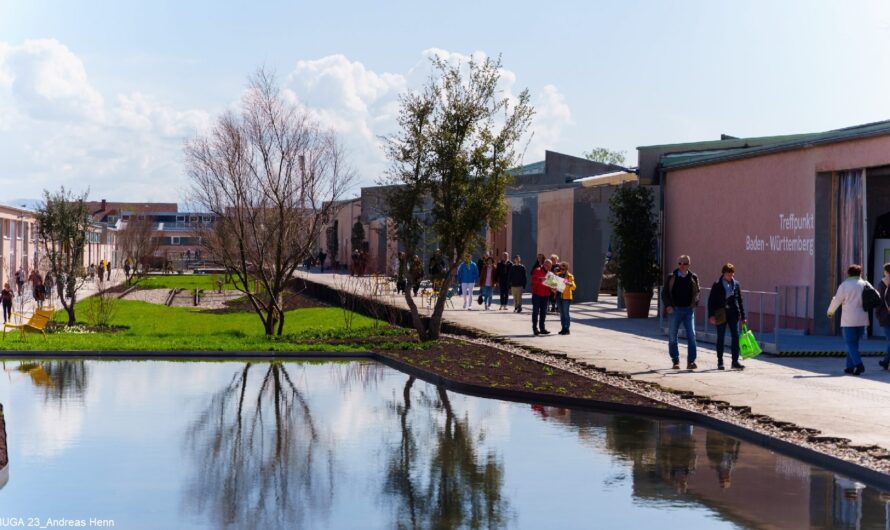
[662, 255, 701, 370]
[395, 252, 407, 294]
[456, 255, 479, 311]
[0, 283, 11, 322]
[827, 264, 870, 375]
[106, 260, 112, 281]
[34, 280, 46, 309]
[557, 262, 576, 335]
[479, 256, 496, 310]
[707, 263, 746, 370]
[496, 252, 512, 310]
[428, 249, 446, 282]
[531, 259, 555, 335]
[14, 268, 24, 296]
[318, 250, 327, 273]
[28, 269, 41, 298]
[877, 263, 890, 371]
[97, 261, 106, 282]
[44, 271, 54, 303]
[509, 255, 527, 313]
[411, 255, 423, 297]
[531, 253, 545, 273]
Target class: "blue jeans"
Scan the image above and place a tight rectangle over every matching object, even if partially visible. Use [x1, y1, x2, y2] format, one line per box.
[716, 314, 740, 364]
[559, 297, 572, 331]
[482, 286, 493, 307]
[842, 326, 865, 369]
[532, 294, 549, 332]
[668, 307, 697, 363]
[884, 325, 890, 363]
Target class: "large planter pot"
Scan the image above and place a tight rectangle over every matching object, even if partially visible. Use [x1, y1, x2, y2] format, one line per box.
[623, 292, 652, 318]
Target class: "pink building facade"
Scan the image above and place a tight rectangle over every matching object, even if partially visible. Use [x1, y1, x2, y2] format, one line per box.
[650, 121, 890, 336]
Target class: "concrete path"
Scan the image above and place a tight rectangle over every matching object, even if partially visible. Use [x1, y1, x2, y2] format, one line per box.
[303, 271, 890, 451]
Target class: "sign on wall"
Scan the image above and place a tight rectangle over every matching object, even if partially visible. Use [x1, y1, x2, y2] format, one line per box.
[745, 212, 815, 256]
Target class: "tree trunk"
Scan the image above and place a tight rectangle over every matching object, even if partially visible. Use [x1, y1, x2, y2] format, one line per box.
[66, 306, 76, 327]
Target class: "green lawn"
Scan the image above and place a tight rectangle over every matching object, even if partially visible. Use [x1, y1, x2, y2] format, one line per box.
[133, 274, 240, 291]
[0, 300, 380, 351]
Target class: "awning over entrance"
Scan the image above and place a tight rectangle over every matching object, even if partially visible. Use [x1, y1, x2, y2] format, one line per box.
[576, 171, 637, 188]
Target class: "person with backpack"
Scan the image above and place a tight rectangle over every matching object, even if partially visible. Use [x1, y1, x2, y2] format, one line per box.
[877, 263, 890, 371]
[827, 264, 872, 375]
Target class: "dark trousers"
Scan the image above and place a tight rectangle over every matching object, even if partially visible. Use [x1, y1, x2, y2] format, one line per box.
[532, 294, 549, 332]
[499, 284, 510, 306]
[2, 301, 10, 322]
[716, 311, 741, 364]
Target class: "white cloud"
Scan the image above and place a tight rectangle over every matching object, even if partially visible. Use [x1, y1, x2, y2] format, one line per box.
[0, 42, 570, 201]
[0, 39, 210, 202]
[283, 49, 573, 186]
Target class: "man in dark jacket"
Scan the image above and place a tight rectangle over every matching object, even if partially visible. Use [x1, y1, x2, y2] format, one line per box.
[662, 254, 701, 370]
[509, 255, 528, 313]
[496, 252, 512, 310]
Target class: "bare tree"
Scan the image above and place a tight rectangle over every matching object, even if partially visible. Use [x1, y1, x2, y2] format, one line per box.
[35, 187, 91, 326]
[186, 68, 353, 335]
[116, 218, 159, 285]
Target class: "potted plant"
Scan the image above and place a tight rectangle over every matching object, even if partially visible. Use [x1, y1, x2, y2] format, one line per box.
[609, 184, 660, 318]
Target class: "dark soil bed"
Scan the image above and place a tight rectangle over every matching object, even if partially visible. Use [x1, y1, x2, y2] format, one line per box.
[374, 338, 671, 408]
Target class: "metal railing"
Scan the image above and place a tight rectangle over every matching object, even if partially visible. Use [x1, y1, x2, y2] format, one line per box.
[657, 284, 811, 350]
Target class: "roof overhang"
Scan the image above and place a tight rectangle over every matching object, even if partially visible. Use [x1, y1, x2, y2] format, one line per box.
[576, 171, 638, 188]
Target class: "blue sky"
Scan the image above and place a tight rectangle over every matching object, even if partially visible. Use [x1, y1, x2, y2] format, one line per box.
[1, 0, 889, 201]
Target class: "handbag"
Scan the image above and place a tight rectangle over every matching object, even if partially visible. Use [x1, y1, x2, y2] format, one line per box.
[477, 294, 483, 305]
[739, 324, 763, 359]
[713, 307, 727, 326]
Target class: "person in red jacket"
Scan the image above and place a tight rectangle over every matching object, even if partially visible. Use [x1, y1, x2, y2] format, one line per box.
[531, 259, 555, 335]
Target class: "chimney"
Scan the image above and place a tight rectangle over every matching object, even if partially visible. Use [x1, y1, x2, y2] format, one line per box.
[100, 199, 107, 212]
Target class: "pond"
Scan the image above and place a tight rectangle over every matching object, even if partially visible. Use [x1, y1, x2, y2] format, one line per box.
[0, 359, 887, 529]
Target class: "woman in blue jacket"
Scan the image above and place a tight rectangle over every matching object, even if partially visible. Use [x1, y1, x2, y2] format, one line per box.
[456, 255, 479, 310]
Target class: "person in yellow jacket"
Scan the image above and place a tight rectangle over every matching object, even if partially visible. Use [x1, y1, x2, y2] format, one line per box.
[557, 262, 577, 335]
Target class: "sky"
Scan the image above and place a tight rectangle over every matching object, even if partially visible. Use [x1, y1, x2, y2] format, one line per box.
[1, 0, 890, 203]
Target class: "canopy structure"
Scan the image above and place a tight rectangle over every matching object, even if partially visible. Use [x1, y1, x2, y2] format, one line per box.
[576, 171, 637, 188]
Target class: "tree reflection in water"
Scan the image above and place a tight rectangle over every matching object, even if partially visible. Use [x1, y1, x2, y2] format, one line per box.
[183, 362, 334, 529]
[13, 361, 88, 402]
[384, 376, 512, 529]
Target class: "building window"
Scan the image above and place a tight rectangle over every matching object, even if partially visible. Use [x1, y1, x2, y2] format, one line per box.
[172, 237, 180, 245]
[176, 215, 185, 223]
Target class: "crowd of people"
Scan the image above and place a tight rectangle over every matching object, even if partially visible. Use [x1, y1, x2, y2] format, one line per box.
[390, 250, 577, 336]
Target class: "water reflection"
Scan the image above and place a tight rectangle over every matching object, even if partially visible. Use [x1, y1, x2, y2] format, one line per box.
[383, 377, 512, 529]
[183, 362, 334, 529]
[1, 360, 889, 529]
[10, 361, 88, 401]
[534, 405, 890, 529]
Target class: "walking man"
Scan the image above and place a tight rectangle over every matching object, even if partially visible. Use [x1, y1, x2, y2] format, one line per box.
[510, 255, 527, 312]
[531, 259, 555, 335]
[662, 255, 701, 369]
[496, 252, 512, 310]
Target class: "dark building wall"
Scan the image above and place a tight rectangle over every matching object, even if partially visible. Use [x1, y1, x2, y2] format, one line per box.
[510, 195, 538, 270]
[512, 151, 623, 188]
[866, 165, 890, 281]
[571, 186, 616, 302]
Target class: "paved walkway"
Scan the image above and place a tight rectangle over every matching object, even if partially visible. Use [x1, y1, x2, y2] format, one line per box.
[303, 271, 890, 451]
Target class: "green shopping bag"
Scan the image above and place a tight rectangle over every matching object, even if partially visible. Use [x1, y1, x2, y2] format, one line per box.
[739, 324, 762, 359]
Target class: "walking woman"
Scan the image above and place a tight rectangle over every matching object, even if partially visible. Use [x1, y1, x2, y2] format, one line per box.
[456, 254, 479, 311]
[827, 264, 870, 375]
[877, 262, 890, 370]
[557, 262, 576, 335]
[707, 263, 746, 370]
